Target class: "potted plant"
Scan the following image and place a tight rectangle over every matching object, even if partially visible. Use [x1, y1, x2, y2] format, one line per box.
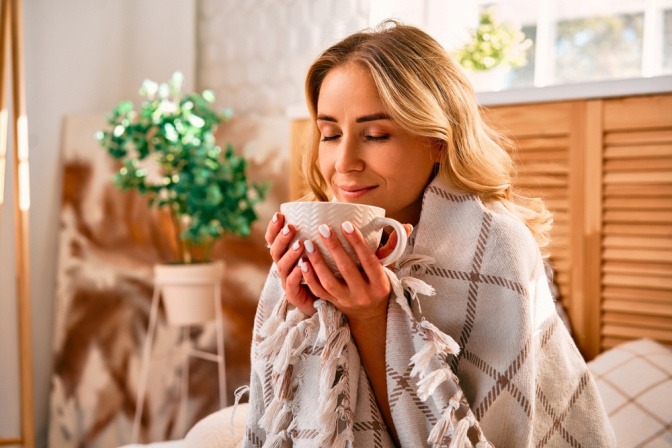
[96, 72, 267, 325]
[453, 8, 532, 91]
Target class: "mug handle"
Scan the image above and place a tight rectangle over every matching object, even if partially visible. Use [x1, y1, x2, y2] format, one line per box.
[371, 216, 408, 267]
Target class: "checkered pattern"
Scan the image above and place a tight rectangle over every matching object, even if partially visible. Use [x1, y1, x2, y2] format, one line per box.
[243, 178, 616, 447]
[588, 338, 672, 447]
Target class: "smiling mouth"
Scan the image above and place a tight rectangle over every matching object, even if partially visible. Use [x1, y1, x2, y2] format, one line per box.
[338, 185, 376, 198]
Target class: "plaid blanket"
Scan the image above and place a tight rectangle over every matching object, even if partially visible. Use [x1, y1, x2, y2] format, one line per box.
[244, 178, 615, 447]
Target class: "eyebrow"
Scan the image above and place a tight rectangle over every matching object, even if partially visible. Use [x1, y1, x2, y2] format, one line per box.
[316, 113, 391, 123]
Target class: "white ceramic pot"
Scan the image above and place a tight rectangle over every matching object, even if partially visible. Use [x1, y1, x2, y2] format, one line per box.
[468, 66, 510, 92]
[154, 260, 224, 326]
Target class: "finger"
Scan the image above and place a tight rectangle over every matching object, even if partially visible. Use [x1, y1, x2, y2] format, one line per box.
[264, 212, 283, 246]
[269, 223, 296, 263]
[285, 262, 317, 315]
[303, 236, 347, 297]
[375, 224, 413, 262]
[276, 239, 305, 288]
[298, 257, 334, 303]
[341, 221, 388, 285]
[315, 224, 366, 290]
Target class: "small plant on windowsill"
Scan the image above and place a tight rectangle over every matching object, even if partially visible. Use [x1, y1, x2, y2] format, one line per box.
[453, 8, 532, 90]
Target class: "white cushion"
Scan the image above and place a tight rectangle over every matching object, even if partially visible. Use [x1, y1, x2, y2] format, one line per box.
[588, 338, 672, 447]
[183, 403, 249, 448]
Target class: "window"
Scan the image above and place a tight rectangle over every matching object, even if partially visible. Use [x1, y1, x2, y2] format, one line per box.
[490, 0, 672, 89]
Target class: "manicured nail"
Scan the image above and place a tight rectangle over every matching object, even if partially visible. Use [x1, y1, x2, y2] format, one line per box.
[299, 259, 308, 273]
[304, 240, 315, 254]
[341, 221, 354, 234]
[272, 212, 279, 223]
[318, 224, 331, 238]
[292, 240, 300, 251]
[282, 225, 290, 235]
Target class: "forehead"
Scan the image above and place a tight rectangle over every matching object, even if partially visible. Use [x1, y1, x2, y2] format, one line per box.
[317, 63, 385, 114]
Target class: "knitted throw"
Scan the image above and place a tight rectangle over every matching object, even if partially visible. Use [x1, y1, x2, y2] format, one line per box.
[243, 178, 616, 447]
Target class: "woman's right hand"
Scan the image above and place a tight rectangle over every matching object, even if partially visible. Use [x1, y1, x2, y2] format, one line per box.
[265, 212, 317, 316]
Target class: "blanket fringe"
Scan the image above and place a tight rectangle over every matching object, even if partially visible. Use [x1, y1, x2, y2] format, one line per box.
[315, 300, 354, 448]
[259, 307, 318, 446]
[384, 265, 491, 448]
[448, 415, 475, 448]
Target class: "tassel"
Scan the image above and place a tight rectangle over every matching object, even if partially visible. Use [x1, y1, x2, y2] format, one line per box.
[417, 320, 461, 355]
[259, 297, 288, 338]
[396, 253, 436, 274]
[322, 326, 350, 360]
[259, 398, 282, 431]
[229, 385, 250, 434]
[426, 393, 461, 446]
[448, 416, 474, 448]
[401, 276, 436, 313]
[416, 367, 456, 400]
[332, 431, 354, 448]
[272, 403, 293, 434]
[258, 308, 305, 358]
[263, 429, 289, 448]
[315, 300, 342, 343]
[427, 417, 453, 448]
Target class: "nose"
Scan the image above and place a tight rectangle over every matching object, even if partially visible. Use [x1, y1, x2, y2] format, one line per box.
[334, 135, 364, 173]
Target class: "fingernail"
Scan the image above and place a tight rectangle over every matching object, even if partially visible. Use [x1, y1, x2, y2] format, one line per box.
[341, 221, 354, 234]
[299, 259, 308, 273]
[272, 212, 279, 223]
[304, 240, 315, 254]
[292, 240, 300, 251]
[318, 224, 331, 238]
[282, 225, 290, 235]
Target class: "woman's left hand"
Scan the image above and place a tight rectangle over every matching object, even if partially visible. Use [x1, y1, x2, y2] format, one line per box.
[299, 221, 409, 324]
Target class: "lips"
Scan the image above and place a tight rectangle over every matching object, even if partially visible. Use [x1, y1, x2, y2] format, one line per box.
[337, 184, 377, 199]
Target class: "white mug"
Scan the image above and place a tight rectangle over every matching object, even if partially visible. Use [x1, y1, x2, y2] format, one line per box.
[280, 201, 408, 277]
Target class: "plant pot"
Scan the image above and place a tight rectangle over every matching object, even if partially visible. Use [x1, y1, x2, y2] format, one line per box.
[154, 261, 224, 326]
[468, 66, 510, 92]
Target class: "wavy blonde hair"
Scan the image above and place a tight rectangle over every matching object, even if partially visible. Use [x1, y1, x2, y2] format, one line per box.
[302, 20, 552, 250]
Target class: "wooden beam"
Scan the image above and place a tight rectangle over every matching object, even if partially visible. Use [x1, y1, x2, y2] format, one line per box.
[9, 0, 35, 446]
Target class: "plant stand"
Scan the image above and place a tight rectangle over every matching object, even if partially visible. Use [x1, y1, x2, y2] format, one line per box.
[131, 265, 227, 443]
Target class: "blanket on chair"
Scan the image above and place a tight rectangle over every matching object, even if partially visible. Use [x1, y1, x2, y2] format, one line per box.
[243, 178, 616, 447]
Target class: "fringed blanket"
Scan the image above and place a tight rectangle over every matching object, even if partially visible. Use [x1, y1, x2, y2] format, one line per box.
[244, 179, 616, 447]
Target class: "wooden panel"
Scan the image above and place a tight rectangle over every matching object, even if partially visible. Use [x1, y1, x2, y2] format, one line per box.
[600, 94, 672, 353]
[604, 95, 672, 131]
[482, 101, 574, 136]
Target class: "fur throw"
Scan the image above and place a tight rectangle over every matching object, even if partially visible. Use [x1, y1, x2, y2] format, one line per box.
[243, 178, 616, 447]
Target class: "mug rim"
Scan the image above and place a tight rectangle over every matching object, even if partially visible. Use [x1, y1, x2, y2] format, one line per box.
[280, 201, 386, 215]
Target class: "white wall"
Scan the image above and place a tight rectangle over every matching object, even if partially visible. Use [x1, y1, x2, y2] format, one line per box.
[0, 1, 195, 445]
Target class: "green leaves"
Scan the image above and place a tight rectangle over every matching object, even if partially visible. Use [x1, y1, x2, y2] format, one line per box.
[97, 72, 267, 263]
[453, 8, 532, 71]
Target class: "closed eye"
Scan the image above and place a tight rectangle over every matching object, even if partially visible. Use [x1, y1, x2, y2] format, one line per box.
[366, 134, 389, 142]
[321, 134, 340, 142]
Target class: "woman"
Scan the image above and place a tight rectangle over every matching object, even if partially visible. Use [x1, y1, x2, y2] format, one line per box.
[244, 21, 615, 447]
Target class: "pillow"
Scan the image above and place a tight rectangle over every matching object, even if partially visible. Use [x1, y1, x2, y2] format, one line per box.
[184, 403, 249, 448]
[588, 338, 672, 447]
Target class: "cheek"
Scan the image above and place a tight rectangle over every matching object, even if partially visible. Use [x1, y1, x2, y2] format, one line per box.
[317, 150, 332, 177]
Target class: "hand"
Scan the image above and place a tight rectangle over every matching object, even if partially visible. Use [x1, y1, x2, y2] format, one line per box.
[298, 221, 410, 324]
[265, 212, 317, 316]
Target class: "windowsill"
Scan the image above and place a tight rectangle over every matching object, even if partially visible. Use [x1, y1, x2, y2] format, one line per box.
[477, 75, 672, 106]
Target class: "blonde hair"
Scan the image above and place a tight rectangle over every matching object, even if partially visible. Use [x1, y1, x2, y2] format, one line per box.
[302, 20, 552, 250]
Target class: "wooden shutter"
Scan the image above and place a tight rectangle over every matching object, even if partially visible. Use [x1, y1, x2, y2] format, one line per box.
[601, 95, 672, 350]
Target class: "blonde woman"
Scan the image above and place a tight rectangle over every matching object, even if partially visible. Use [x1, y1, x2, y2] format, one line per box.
[245, 21, 615, 447]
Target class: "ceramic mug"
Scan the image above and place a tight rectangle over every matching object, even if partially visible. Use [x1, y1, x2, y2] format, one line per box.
[280, 201, 408, 277]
